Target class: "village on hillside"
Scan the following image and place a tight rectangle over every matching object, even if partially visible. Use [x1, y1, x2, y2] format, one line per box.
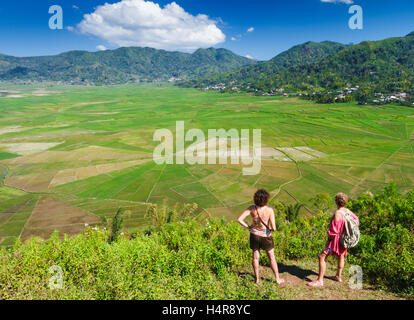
[203, 82, 413, 106]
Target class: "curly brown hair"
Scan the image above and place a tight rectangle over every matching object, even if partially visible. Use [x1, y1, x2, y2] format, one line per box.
[335, 193, 348, 208]
[254, 189, 270, 207]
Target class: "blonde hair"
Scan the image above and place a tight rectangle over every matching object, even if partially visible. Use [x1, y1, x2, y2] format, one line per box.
[335, 193, 348, 208]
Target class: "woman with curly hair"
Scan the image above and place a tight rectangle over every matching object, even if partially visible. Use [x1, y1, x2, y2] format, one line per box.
[237, 189, 285, 285]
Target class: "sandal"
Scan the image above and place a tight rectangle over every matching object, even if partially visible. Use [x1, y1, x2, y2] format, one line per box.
[329, 276, 343, 283]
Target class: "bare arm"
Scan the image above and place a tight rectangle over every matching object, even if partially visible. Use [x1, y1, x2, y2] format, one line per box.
[237, 210, 252, 230]
[328, 211, 343, 240]
[270, 208, 276, 231]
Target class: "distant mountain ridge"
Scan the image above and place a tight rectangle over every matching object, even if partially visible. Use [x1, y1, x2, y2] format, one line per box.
[0, 47, 256, 85]
[3, 32, 413, 92]
[182, 32, 414, 94]
[181, 41, 348, 88]
[266, 32, 414, 92]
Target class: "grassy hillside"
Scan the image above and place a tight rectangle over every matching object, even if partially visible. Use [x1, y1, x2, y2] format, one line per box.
[0, 47, 256, 84]
[0, 185, 412, 300]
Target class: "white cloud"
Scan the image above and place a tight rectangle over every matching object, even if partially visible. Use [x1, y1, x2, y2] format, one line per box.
[66, 26, 75, 32]
[247, 27, 255, 33]
[320, 0, 354, 4]
[96, 45, 108, 51]
[77, 0, 226, 51]
[246, 55, 254, 60]
[231, 37, 237, 41]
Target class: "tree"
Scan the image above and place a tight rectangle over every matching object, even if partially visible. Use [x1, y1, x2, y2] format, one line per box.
[108, 208, 125, 244]
[356, 88, 369, 105]
[310, 193, 332, 212]
[285, 203, 304, 222]
[145, 202, 199, 229]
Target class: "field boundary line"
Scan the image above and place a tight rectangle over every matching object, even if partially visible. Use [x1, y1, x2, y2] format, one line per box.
[169, 187, 192, 201]
[109, 162, 157, 199]
[53, 195, 103, 222]
[17, 196, 41, 241]
[252, 171, 265, 187]
[282, 189, 313, 214]
[146, 164, 166, 203]
[24, 222, 102, 231]
[351, 144, 404, 195]
[57, 194, 148, 206]
[209, 181, 239, 193]
[1, 163, 55, 196]
[170, 180, 200, 190]
[314, 143, 401, 163]
[184, 166, 228, 209]
[324, 122, 400, 141]
[404, 123, 409, 140]
[270, 160, 303, 202]
[0, 198, 34, 228]
[410, 128, 414, 141]
[399, 165, 408, 186]
[410, 143, 414, 158]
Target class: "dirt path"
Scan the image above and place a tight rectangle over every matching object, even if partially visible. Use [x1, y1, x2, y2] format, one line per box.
[239, 258, 406, 300]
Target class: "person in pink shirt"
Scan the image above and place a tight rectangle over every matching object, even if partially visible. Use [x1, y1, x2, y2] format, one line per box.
[307, 193, 359, 288]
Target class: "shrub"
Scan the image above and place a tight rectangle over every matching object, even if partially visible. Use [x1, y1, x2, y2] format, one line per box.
[0, 184, 413, 299]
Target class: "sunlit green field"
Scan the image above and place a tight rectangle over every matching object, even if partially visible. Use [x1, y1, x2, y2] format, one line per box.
[1, 83, 414, 246]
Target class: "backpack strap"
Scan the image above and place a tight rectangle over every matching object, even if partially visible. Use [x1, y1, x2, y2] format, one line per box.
[255, 206, 272, 233]
[337, 208, 349, 219]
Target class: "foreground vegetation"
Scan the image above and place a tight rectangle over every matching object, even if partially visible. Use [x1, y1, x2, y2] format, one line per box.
[0, 184, 412, 300]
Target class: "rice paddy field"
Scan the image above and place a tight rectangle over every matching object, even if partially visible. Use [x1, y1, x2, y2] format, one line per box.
[1, 83, 414, 246]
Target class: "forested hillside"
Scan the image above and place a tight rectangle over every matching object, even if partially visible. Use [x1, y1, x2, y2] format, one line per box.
[0, 47, 256, 85]
[181, 33, 414, 95]
[262, 33, 414, 93]
[181, 41, 348, 88]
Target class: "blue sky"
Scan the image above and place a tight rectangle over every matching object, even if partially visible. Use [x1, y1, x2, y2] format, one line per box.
[0, 0, 413, 61]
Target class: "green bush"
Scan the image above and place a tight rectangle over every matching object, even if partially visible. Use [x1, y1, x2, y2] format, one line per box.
[0, 218, 282, 300]
[0, 184, 413, 299]
[347, 184, 414, 294]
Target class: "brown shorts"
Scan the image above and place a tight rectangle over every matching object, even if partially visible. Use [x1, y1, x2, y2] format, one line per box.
[250, 233, 274, 252]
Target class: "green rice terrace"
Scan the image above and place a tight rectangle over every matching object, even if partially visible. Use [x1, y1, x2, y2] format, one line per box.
[1, 83, 414, 248]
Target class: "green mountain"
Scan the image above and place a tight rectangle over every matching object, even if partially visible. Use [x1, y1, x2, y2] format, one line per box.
[0, 47, 256, 84]
[182, 33, 414, 95]
[180, 41, 348, 88]
[265, 33, 414, 93]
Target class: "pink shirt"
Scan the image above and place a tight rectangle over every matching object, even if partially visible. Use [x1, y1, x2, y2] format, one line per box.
[325, 209, 359, 256]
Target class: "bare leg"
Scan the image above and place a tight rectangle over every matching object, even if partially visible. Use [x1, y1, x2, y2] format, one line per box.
[252, 250, 260, 284]
[317, 253, 327, 282]
[336, 255, 345, 282]
[266, 249, 285, 285]
[307, 253, 327, 287]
